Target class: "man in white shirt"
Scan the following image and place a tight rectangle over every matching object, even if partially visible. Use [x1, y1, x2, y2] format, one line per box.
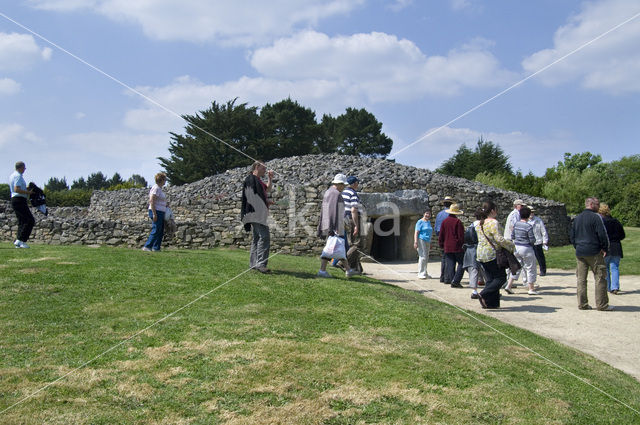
[9, 161, 34, 248]
[529, 208, 549, 276]
[504, 199, 524, 240]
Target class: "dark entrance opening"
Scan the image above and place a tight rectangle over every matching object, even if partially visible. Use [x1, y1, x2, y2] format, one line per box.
[370, 217, 399, 261]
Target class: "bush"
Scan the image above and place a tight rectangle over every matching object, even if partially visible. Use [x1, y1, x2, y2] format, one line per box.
[611, 182, 640, 227]
[107, 181, 146, 191]
[44, 189, 92, 207]
[0, 184, 10, 201]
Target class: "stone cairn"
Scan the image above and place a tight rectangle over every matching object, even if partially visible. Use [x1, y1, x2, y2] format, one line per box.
[1, 154, 569, 258]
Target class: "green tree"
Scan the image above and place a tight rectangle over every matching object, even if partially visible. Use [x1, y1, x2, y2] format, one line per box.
[86, 172, 109, 190]
[260, 98, 319, 158]
[315, 114, 338, 153]
[128, 174, 148, 187]
[333, 107, 393, 158]
[108, 172, 124, 188]
[611, 181, 640, 227]
[159, 99, 262, 185]
[71, 176, 87, 190]
[44, 177, 69, 192]
[437, 138, 512, 180]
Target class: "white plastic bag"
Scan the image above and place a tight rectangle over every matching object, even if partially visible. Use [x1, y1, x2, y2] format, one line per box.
[321, 235, 346, 260]
[164, 207, 174, 221]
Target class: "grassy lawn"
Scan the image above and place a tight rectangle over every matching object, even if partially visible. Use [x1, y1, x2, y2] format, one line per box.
[547, 227, 640, 274]
[1, 244, 639, 424]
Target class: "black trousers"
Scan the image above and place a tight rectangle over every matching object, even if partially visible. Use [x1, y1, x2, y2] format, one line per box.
[533, 244, 547, 274]
[11, 197, 35, 242]
[479, 259, 506, 308]
[444, 252, 464, 284]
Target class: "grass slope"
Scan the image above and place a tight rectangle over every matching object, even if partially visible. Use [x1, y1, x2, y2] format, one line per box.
[1, 244, 639, 424]
[547, 227, 640, 274]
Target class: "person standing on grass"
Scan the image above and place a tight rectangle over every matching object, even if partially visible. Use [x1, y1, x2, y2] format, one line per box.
[342, 176, 364, 277]
[414, 209, 433, 279]
[504, 206, 539, 295]
[599, 203, 625, 295]
[142, 172, 168, 252]
[9, 161, 34, 248]
[529, 208, 549, 276]
[438, 203, 465, 288]
[241, 160, 274, 274]
[435, 196, 454, 282]
[570, 197, 611, 311]
[475, 200, 515, 309]
[317, 174, 347, 278]
[504, 199, 524, 240]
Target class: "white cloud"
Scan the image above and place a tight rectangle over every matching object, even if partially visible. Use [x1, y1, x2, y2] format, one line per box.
[250, 31, 517, 100]
[389, 0, 413, 12]
[28, 0, 366, 45]
[0, 32, 52, 72]
[0, 123, 41, 148]
[0, 78, 21, 95]
[522, 0, 640, 94]
[390, 126, 576, 175]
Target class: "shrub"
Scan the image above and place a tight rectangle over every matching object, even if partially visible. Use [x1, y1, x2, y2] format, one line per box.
[44, 189, 92, 207]
[0, 184, 10, 201]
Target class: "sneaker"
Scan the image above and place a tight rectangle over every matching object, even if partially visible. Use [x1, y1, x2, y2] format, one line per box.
[417, 274, 427, 279]
[141, 247, 152, 252]
[470, 292, 479, 299]
[598, 305, 615, 311]
[579, 305, 593, 310]
[256, 266, 271, 274]
[504, 288, 514, 294]
[527, 290, 539, 295]
[14, 239, 21, 247]
[450, 282, 463, 288]
[18, 241, 30, 248]
[317, 270, 331, 278]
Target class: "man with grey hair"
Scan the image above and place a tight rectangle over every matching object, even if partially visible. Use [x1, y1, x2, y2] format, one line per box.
[504, 199, 524, 240]
[241, 160, 274, 274]
[9, 161, 34, 248]
[570, 197, 611, 311]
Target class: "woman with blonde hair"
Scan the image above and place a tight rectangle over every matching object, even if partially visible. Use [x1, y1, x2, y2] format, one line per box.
[599, 203, 625, 294]
[142, 172, 168, 252]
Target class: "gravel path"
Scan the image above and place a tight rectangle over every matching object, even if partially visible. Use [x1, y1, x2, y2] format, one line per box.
[363, 260, 640, 381]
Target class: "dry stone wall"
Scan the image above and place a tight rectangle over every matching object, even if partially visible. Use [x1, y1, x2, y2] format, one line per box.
[1, 154, 570, 256]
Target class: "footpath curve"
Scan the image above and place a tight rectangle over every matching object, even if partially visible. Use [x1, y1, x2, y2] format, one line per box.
[363, 261, 640, 381]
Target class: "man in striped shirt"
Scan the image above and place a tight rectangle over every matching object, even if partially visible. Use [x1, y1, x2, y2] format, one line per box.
[343, 176, 363, 277]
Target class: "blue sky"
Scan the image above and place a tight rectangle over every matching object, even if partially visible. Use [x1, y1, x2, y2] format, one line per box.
[2, 0, 639, 187]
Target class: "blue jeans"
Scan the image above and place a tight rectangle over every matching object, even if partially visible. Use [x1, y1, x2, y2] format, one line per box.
[144, 210, 165, 251]
[605, 255, 621, 291]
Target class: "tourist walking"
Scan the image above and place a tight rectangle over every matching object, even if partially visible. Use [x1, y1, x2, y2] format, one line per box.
[599, 203, 625, 295]
[463, 208, 483, 299]
[142, 172, 169, 252]
[435, 196, 454, 282]
[9, 161, 34, 248]
[475, 200, 515, 309]
[317, 174, 347, 278]
[342, 176, 363, 277]
[438, 203, 465, 288]
[569, 197, 611, 311]
[241, 161, 274, 273]
[529, 208, 549, 276]
[414, 209, 433, 279]
[504, 206, 539, 295]
[504, 199, 524, 240]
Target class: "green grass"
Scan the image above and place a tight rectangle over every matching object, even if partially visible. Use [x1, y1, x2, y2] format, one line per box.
[547, 227, 640, 274]
[1, 244, 639, 424]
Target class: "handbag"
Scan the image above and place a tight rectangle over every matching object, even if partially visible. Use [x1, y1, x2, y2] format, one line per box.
[164, 207, 174, 221]
[321, 235, 346, 260]
[479, 223, 521, 275]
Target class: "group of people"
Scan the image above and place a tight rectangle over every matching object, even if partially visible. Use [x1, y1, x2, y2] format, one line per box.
[8, 160, 627, 313]
[412, 195, 625, 311]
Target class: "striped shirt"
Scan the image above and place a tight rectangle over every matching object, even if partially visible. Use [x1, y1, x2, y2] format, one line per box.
[341, 187, 359, 216]
[475, 218, 515, 262]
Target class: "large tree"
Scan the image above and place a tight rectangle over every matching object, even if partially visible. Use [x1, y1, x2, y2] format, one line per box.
[259, 98, 319, 159]
[45, 177, 69, 192]
[333, 108, 393, 158]
[159, 99, 262, 185]
[436, 138, 512, 180]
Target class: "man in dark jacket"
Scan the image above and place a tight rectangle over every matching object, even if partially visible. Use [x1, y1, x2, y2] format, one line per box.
[569, 197, 611, 311]
[241, 160, 274, 274]
[438, 203, 465, 287]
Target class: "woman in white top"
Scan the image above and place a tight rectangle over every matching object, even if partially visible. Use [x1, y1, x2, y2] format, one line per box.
[142, 172, 168, 252]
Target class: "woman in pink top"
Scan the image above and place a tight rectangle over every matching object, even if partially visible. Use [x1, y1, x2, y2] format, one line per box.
[142, 172, 168, 252]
